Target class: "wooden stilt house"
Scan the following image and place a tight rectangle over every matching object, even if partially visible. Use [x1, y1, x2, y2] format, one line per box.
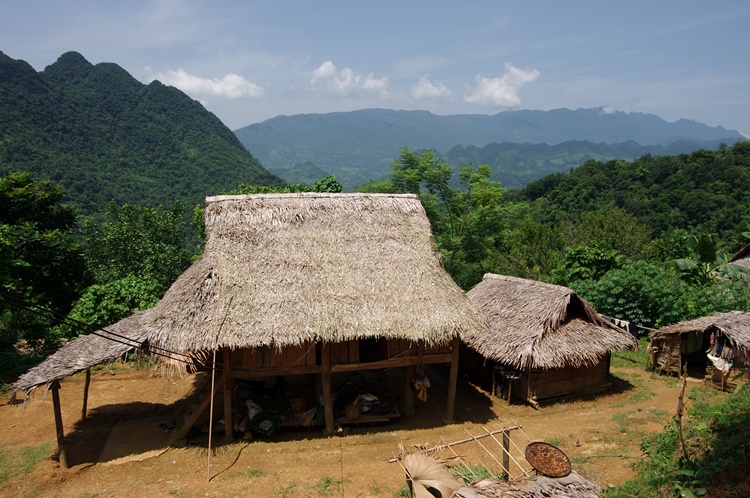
[13, 193, 486, 465]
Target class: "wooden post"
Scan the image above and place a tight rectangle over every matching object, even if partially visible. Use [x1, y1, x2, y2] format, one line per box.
[51, 381, 68, 469]
[171, 373, 224, 443]
[404, 365, 415, 416]
[223, 347, 233, 440]
[81, 368, 91, 421]
[445, 337, 460, 423]
[321, 342, 335, 435]
[501, 430, 510, 480]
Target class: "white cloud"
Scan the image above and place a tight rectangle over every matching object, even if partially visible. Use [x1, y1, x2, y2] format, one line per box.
[150, 68, 264, 99]
[412, 76, 451, 99]
[600, 105, 618, 114]
[464, 63, 540, 108]
[310, 60, 389, 98]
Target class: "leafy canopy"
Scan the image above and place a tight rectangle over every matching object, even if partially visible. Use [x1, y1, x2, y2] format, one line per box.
[0, 172, 86, 351]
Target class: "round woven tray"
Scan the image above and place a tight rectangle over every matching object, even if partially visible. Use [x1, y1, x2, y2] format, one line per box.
[524, 442, 572, 478]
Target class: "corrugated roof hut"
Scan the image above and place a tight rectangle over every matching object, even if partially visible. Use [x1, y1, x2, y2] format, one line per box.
[648, 310, 750, 391]
[13, 193, 486, 465]
[462, 273, 637, 407]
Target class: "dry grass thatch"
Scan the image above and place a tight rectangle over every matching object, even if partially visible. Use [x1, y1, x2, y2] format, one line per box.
[146, 193, 485, 352]
[454, 471, 601, 498]
[401, 452, 600, 498]
[13, 193, 486, 393]
[648, 310, 750, 354]
[12, 312, 149, 395]
[463, 273, 637, 370]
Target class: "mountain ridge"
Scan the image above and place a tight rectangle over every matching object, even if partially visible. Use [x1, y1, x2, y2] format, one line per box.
[0, 50, 284, 216]
[235, 107, 743, 189]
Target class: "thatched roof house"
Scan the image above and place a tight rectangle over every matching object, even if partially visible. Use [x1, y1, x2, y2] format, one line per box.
[730, 242, 750, 271]
[462, 273, 636, 406]
[14, 193, 486, 464]
[648, 310, 750, 390]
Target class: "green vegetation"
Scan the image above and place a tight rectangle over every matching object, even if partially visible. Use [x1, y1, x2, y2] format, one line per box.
[313, 475, 346, 495]
[0, 51, 284, 218]
[604, 383, 750, 497]
[450, 463, 504, 485]
[0, 172, 87, 352]
[0, 442, 51, 484]
[359, 144, 750, 335]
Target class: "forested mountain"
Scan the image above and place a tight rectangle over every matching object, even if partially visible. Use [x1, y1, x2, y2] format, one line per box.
[0, 51, 284, 216]
[519, 141, 750, 241]
[234, 108, 743, 189]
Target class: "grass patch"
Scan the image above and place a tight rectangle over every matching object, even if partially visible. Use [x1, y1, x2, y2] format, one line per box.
[0, 442, 52, 484]
[450, 463, 505, 485]
[313, 475, 345, 495]
[604, 382, 750, 497]
[224, 467, 267, 479]
[611, 337, 650, 369]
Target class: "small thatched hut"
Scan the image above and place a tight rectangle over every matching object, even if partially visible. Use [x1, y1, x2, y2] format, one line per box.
[14, 193, 486, 464]
[648, 310, 750, 391]
[730, 242, 750, 271]
[462, 273, 637, 407]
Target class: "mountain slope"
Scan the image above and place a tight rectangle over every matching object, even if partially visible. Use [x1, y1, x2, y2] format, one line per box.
[235, 108, 743, 189]
[0, 51, 284, 215]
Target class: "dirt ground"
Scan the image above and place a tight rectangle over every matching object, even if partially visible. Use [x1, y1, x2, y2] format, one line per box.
[0, 359, 712, 498]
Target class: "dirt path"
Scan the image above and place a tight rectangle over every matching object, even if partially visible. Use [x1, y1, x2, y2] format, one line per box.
[0, 361, 707, 497]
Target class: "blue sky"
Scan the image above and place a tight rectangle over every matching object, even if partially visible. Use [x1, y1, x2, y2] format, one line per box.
[2, 0, 749, 135]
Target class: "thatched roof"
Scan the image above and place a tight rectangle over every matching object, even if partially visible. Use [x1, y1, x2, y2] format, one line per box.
[455, 471, 601, 497]
[12, 312, 149, 395]
[13, 193, 485, 394]
[648, 310, 750, 354]
[730, 242, 750, 270]
[463, 273, 636, 370]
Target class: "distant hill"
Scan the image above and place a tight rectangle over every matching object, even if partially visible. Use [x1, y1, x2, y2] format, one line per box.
[0, 51, 284, 216]
[234, 108, 744, 189]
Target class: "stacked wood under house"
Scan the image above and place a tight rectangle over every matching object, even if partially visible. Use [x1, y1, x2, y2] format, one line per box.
[461, 273, 637, 408]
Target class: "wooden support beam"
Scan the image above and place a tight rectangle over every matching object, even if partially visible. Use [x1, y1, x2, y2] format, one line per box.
[223, 348, 233, 440]
[404, 365, 415, 416]
[330, 352, 453, 373]
[445, 337, 460, 423]
[321, 343, 335, 435]
[171, 373, 224, 443]
[51, 381, 68, 469]
[501, 430, 510, 480]
[81, 368, 91, 421]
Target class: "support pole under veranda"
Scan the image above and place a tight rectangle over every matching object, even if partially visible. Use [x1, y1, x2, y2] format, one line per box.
[51, 380, 68, 469]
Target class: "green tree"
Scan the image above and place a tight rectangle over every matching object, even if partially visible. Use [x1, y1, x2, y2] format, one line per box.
[0, 172, 87, 351]
[379, 148, 508, 288]
[551, 244, 625, 286]
[61, 275, 163, 337]
[493, 216, 565, 281]
[661, 233, 750, 286]
[84, 201, 192, 291]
